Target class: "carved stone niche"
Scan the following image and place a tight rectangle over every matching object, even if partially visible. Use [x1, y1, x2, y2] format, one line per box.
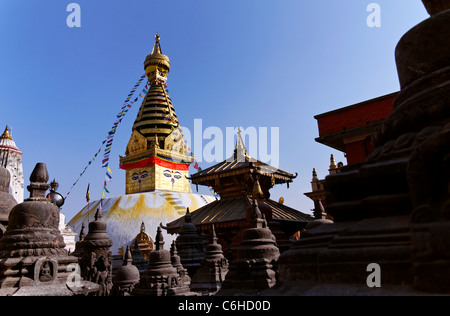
[33, 258, 58, 284]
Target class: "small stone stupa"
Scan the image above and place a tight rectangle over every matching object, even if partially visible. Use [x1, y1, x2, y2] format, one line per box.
[190, 224, 229, 294]
[74, 208, 113, 296]
[133, 226, 191, 296]
[217, 200, 280, 295]
[112, 246, 140, 296]
[170, 240, 191, 287]
[0, 162, 98, 296]
[175, 208, 205, 277]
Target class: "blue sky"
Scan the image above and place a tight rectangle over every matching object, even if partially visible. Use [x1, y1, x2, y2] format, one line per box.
[0, 0, 428, 221]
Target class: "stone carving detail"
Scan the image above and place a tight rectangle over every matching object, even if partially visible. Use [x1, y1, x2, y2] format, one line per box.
[0, 163, 98, 295]
[133, 226, 191, 296]
[74, 209, 113, 296]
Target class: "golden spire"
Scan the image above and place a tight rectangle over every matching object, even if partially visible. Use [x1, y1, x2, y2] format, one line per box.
[144, 32, 170, 77]
[152, 32, 162, 54]
[0, 126, 12, 140]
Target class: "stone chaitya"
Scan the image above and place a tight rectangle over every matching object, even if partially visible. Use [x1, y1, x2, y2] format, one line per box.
[133, 226, 191, 296]
[74, 208, 113, 296]
[170, 240, 191, 287]
[112, 246, 140, 296]
[0, 163, 98, 296]
[217, 200, 280, 295]
[277, 0, 450, 294]
[190, 224, 229, 294]
[175, 208, 205, 277]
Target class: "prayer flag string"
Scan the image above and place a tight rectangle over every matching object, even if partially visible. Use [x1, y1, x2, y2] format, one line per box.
[65, 74, 148, 200]
[101, 75, 148, 197]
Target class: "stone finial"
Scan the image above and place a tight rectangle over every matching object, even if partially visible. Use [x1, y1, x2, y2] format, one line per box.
[211, 224, 218, 244]
[185, 207, 191, 222]
[79, 222, 86, 241]
[249, 199, 264, 228]
[94, 208, 102, 221]
[27, 163, 50, 200]
[123, 245, 133, 265]
[313, 199, 326, 220]
[155, 226, 164, 250]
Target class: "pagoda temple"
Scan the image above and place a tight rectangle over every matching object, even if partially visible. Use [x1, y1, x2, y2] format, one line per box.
[68, 34, 215, 256]
[167, 129, 313, 258]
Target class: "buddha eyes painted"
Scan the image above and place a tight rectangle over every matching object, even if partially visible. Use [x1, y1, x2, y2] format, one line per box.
[131, 171, 149, 182]
[163, 170, 182, 179]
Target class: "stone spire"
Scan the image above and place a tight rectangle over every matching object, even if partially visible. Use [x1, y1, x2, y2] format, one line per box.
[190, 224, 229, 294]
[175, 208, 205, 277]
[218, 200, 280, 295]
[133, 226, 191, 296]
[112, 245, 140, 296]
[170, 240, 191, 286]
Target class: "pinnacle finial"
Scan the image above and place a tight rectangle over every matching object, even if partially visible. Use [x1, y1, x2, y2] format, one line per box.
[155, 226, 164, 250]
[0, 126, 12, 140]
[185, 207, 191, 223]
[79, 222, 86, 241]
[95, 208, 102, 221]
[211, 224, 218, 244]
[27, 162, 50, 199]
[152, 32, 162, 54]
[234, 127, 248, 161]
[123, 245, 133, 266]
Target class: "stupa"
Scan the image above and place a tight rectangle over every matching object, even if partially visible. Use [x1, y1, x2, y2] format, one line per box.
[0, 163, 98, 296]
[112, 246, 140, 296]
[74, 208, 113, 296]
[276, 0, 450, 295]
[68, 33, 215, 255]
[175, 208, 205, 277]
[132, 226, 192, 296]
[189, 224, 229, 294]
[217, 200, 280, 295]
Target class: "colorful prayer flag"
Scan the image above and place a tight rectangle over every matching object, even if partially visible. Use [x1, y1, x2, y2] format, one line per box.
[86, 183, 90, 202]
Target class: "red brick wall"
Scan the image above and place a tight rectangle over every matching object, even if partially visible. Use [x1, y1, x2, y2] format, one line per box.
[316, 94, 396, 137]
